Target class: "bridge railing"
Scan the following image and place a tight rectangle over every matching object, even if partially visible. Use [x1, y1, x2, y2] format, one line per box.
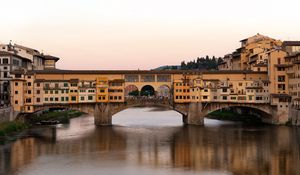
[125, 96, 172, 106]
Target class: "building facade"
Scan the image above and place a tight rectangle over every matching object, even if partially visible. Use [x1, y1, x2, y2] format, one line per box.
[0, 43, 60, 107]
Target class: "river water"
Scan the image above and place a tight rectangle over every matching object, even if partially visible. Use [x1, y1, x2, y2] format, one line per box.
[0, 107, 300, 175]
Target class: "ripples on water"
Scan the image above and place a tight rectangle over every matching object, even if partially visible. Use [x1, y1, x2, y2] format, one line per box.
[0, 107, 300, 175]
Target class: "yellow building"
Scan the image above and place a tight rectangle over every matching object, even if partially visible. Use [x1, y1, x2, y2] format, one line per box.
[285, 52, 300, 107]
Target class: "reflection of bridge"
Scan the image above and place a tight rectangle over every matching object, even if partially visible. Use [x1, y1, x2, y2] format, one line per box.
[2, 122, 299, 175]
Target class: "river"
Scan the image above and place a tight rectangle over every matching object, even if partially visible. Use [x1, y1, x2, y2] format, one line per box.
[0, 107, 300, 175]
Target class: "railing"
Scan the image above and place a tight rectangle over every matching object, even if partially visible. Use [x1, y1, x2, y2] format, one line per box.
[125, 96, 172, 106]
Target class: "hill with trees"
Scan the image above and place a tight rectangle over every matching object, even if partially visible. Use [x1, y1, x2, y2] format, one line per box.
[153, 56, 223, 70]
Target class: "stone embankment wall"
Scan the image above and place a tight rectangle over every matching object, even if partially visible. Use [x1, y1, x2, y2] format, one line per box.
[289, 108, 300, 126]
[0, 107, 19, 122]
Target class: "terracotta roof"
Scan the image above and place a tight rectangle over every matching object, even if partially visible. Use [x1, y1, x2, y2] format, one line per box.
[0, 51, 32, 62]
[28, 69, 267, 75]
[14, 44, 39, 53]
[282, 41, 300, 47]
[43, 55, 60, 61]
[109, 79, 125, 83]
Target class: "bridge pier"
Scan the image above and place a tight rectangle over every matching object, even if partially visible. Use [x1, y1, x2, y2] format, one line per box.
[94, 103, 112, 125]
[182, 102, 204, 125]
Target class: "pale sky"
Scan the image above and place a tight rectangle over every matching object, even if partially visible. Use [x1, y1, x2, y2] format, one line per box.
[1, 0, 300, 70]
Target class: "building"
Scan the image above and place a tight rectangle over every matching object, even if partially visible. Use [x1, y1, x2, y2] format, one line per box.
[218, 54, 232, 70]
[0, 42, 60, 107]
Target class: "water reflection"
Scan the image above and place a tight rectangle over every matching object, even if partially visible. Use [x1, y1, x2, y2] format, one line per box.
[0, 107, 299, 175]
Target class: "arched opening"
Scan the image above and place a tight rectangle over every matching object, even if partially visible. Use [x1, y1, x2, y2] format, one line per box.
[112, 106, 183, 127]
[140, 85, 155, 96]
[157, 85, 171, 98]
[125, 85, 139, 97]
[206, 106, 272, 124]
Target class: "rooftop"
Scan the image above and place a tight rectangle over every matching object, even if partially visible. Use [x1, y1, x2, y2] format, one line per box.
[27, 69, 267, 75]
[282, 41, 300, 47]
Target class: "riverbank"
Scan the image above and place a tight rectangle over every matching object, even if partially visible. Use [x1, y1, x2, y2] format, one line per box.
[0, 121, 29, 144]
[208, 110, 263, 124]
[0, 110, 84, 144]
[29, 110, 84, 124]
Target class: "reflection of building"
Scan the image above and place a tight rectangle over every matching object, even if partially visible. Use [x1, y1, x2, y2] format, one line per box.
[172, 126, 300, 175]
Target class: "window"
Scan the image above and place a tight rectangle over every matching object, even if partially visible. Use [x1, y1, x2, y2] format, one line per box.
[88, 96, 93, 100]
[27, 76, 31, 79]
[26, 98, 32, 103]
[55, 97, 58, 101]
[222, 96, 227, 100]
[3, 72, 8, 78]
[71, 96, 76, 101]
[37, 90, 40, 94]
[50, 90, 53, 94]
[61, 97, 64, 101]
[55, 90, 58, 94]
[65, 97, 69, 101]
[64, 83, 68, 87]
[15, 91, 18, 94]
[278, 84, 286, 91]
[2, 58, 8, 64]
[100, 89, 105, 93]
[15, 100, 18, 104]
[50, 97, 53, 101]
[203, 96, 208, 99]
[55, 83, 59, 88]
[277, 67, 285, 71]
[36, 83, 40, 87]
[278, 76, 285, 82]
[45, 98, 48, 101]
[15, 82, 18, 86]
[81, 96, 84, 101]
[27, 82, 31, 86]
[37, 98, 40, 103]
[45, 90, 48, 94]
[27, 90, 31, 94]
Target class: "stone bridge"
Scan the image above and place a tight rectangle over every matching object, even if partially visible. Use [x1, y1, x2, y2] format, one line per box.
[32, 97, 283, 125]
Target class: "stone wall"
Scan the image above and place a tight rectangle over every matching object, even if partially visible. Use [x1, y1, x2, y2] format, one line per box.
[0, 107, 19, 122]
[289, 108, 300, 126]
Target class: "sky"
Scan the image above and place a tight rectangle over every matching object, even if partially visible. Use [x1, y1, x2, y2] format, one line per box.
[0, 0, 300, 70]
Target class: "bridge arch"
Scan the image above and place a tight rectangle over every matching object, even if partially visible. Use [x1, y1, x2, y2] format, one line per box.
[157, 85, 171, 98]
[202, 103, 275, 124]
[140, 85, 155, 96]
[125, 84, 139, 96]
